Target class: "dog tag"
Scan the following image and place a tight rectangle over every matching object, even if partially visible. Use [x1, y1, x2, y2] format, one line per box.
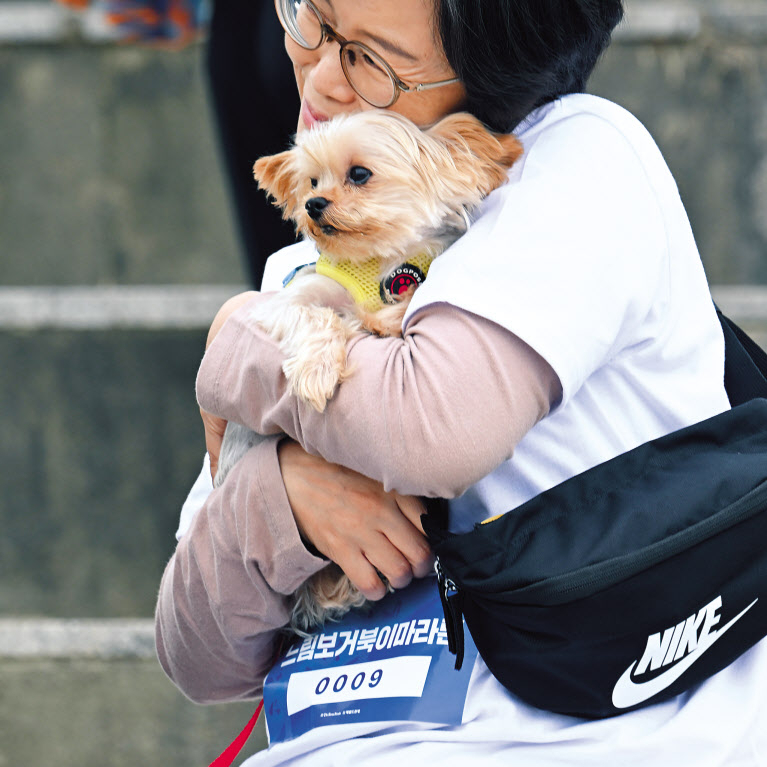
[263, 577, 478, 744]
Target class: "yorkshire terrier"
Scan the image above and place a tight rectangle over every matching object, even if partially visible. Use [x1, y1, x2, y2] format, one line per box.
[213, 110, 522, 635]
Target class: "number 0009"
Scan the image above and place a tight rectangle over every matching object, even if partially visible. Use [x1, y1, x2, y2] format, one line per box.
[314, 668, 383, 696]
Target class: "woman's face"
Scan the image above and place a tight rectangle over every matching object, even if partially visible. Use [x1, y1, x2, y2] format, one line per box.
[286, 0, 466, 132]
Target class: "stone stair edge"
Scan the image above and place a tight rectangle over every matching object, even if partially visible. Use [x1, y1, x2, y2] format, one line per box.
[0, 617, 156, 658]
[0, 284, 248, 329]
[0, 284, 763, 329]
[1, 1, 767, 46]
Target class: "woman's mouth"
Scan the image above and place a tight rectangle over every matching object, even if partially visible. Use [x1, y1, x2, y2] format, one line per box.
[301, 100, 329, 130]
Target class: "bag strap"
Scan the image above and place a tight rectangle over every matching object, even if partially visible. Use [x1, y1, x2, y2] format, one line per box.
[421, 497, 451, 543]
[716, 308, 767, 406]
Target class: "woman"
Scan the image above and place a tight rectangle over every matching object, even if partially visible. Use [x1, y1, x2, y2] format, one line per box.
[156, 0, 767, 764]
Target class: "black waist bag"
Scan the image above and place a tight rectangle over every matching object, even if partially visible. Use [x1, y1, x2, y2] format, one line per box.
[422, 309, 767, 719]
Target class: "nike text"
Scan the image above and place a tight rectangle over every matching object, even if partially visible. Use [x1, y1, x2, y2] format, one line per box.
[612, 595, 758, 709]
[635, 596, 722, 676]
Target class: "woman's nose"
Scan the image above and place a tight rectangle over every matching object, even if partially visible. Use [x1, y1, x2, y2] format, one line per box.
[307, 44, 357, 103]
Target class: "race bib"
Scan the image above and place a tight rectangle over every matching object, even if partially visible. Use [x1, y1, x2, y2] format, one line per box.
[263, 577, 478, 744]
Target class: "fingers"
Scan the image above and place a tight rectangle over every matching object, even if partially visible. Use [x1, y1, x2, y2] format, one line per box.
[341, 556, 389, 602]
[394, 493, 427, 534]
[336, 488, 431, 588]
[386, 494, 434, 579]
[277, 442, 435, 598]
[367, 533, 417, 590]
[338, 538, 414, 600]
[336, 502, 432, 595]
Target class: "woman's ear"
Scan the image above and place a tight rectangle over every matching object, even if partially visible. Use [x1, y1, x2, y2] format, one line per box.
[427, 112, 523, 197]
[253, 150, 300, 218]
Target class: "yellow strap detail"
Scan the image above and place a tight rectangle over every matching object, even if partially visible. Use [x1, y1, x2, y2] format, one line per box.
[315, 252, 436, 312]
[316, 255, 383, 310]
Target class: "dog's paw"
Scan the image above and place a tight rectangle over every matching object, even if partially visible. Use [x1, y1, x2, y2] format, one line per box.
[283, 337, 349, 412]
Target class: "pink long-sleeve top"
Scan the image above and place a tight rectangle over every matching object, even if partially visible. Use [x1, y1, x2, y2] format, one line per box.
[155, 295, 560, 703]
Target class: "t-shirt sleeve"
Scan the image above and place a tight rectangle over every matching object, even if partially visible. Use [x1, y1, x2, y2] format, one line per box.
[261, 239, 319, 292]
[404, 113, 669, 408]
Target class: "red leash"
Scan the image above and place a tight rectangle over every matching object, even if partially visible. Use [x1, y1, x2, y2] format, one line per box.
[208, 700, 264, 767]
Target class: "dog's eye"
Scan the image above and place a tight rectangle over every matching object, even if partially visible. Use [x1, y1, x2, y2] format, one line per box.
[310, 178, 318, 189]
[348, 166, 372, 186]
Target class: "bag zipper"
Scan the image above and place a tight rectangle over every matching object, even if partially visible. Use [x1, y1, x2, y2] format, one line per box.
[473, 476, 767, 607]
[435, 558, 465, 669]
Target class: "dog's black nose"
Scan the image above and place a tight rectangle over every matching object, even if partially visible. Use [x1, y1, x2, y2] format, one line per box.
[306, 197, 330, 220]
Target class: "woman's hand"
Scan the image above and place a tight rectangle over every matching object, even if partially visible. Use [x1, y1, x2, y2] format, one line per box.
[278, 439, 433, 600]
[201, 291, 259, 479]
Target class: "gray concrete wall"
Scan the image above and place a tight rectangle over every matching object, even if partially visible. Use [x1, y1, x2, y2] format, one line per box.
[0, 656, 265, 766]
[0, 327, 205, 616]
[590, 1, 767, 284]
[0, 620, 266, 766]
[0, 29, 245, 285]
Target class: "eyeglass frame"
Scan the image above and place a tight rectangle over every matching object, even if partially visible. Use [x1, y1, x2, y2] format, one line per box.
[275, 0, 460, 109]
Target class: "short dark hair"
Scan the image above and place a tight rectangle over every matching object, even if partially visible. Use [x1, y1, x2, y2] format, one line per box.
[436, 0, 624, 132]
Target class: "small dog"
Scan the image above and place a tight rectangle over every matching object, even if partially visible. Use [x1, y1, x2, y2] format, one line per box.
[214, 110, 522, 635]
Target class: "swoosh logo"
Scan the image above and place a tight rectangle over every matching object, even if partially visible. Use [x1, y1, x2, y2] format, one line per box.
[612, 598, 758, 709]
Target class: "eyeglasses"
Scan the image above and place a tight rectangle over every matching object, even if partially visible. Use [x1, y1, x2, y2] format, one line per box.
[275, 0, 460, 109]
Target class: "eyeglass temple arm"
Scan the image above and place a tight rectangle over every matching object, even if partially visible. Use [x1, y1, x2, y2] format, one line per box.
[405, 77, 460, 93]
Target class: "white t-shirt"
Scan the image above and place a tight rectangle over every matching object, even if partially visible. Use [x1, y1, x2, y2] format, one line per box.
[186, 94, 767, 765]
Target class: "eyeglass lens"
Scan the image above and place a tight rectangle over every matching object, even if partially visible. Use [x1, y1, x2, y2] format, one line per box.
[282, 0, 398, 107]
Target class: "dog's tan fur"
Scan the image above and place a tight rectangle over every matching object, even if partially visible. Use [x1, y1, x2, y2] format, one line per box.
[216, 110, 522, 635]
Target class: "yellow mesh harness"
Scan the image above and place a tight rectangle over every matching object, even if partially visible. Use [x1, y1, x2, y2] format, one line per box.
[314, 251, 436, 312]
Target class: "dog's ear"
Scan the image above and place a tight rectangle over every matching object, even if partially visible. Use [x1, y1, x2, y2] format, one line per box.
[426, 112, 523, 197]
[253, 150, 300, 218]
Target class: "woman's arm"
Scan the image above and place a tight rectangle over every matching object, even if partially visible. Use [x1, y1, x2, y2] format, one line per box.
[155, 436, 327, 703]
[198, 295, 561, 498]
[155, 435, 434, 702]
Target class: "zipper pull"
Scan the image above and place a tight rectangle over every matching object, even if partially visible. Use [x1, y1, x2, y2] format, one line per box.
[434, 558, 465, 670]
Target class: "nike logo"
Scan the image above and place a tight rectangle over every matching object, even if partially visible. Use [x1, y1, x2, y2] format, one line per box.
[612, 596, 758, 709]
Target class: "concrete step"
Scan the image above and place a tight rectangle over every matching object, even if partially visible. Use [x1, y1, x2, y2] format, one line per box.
[0, 618, 267, 766]
[1, 284, 765, 618]
[0, 0, 766, 285]
[0, 285, 245, 617]
[0, 33, 245, 286]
